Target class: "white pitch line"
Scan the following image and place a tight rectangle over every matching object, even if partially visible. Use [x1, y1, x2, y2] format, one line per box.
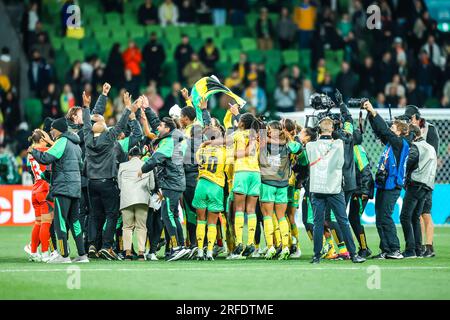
[0, 266, 449, 273]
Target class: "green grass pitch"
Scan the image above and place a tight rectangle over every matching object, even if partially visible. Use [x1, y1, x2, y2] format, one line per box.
[0, 226, 449, 300]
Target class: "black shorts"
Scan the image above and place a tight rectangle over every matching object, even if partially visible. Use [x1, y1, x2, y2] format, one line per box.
[422, 190, 433, 214]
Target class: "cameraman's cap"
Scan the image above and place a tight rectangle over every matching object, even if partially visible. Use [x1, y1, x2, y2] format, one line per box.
[403, 105, 421, 119]
[51, 117, 68, 133]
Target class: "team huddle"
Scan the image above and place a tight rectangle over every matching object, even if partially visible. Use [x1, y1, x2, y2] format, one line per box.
[24, 79, 439, 264]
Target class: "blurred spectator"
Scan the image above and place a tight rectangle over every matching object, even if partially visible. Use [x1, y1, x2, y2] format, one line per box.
[422, 35, 444, 68]
[290, 65, 304, 92]
[0, 47, 12, 81]
[229, 0, 248, 26]
[338, 13, 351, 38]
[0, 91, 21, 137]
[406, 79, 425, 107]
[41, 83, 61, 119]
[443, 80, 450, 105]
[274, 77, 296, 113]
[385, 85, 400, 108]
[80, 55, 97, 83]
[246, 63, 266, 89]
[256, 7, 274, 50]
[199, 38, 220, 73]
[122, 41, 143, 82]
[385, 74, 406, 98]
[28, 49, 52, 97]
[178, 0, 196, 25]
[92, 65, 106, 92]
[312, 58, 326, 89]
[105, 43, 125, 88]
[375, 92, 386, 109]
[358, 56, 376, 98]
[293, 0, 317, 49]
[175, 35, 194, 82]
[183, 53, 208, 87]
[143, 32, 166, 84]
[244, 80, 266, 114]
[319, 73, 334, 97]
[224, 70, 243, 95]
[59, 84, 75, 114]
[276, 7, 297, 50]
[415, 50, 435, 99]
[196, 0, 211, 24]
[31, 32, 54, 64]
[377, 51, 396, 93]
[211, 0, 227, 26]
[351, 0, 366, 38]
[392, 37, 407, 65]
[0, 67, 11, 93]
[440, 95, 449, 108]
[163, 82, 182, 117]
[298, 78, 314, 111]
[0, 144, 21, 185]
[146, 81, 164, 114]
[159, 0, 179, 26]
[233, 53, 250, 84]
[124, 69, 140, 98]
[21, 1, 39, 53]
[138, 0, 158, 25]
[335, 61, 357, 100]
[65, 60, 82, 104]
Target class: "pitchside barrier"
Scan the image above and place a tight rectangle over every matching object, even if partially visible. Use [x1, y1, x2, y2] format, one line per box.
[0, 109, 449, 226]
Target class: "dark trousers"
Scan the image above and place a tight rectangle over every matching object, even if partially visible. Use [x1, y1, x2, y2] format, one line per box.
[375, 188, 401, 253]
[87, 178, 120, 250]
[147, 207, 164, 254]
[161, 189, 184, 248]
[311, 192, 356, 258]
[349, 195, 369, 250]
[79, 185, 90, 251]
[324, 190, 353, 245]
[183, 185, 197, 247]
[400, 185, 428, 254]
[302, 194, 314, 240]
[53, 195, 85, 257]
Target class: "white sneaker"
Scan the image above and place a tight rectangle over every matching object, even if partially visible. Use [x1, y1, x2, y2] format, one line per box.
[264, 246, 276, 260]
[47, 255, 71, 264]
[251, 250, 261, 258]
[206, 250, 214, 261]
[290, 248, 302, 258]
[29, 252, 42, 262]
[196, 250, 204, 260]
[278, 247, 290, 260]
[149, 253, 158, 261]
[258, 247, 268, 255]
[24, 243, 32, 255]
[41, 251, 51, 262]
[72, 254, 90, 263]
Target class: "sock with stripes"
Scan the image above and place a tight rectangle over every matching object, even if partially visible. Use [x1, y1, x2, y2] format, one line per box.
[263, 215, 274, 248]
[246, 213, 257, 246]
[234, 212, 245, 244]
[207, 224, 217, 252]
[196, 220, 206, 250]
[272, 213, 282, 247]
[278, 216, 290, 249]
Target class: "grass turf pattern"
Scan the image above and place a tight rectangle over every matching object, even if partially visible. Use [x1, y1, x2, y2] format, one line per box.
[0, 226, 449, 299]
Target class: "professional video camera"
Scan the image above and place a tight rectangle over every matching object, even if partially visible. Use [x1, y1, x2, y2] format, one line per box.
[347, 97, 369, 109]
[305, 93, 340, 129]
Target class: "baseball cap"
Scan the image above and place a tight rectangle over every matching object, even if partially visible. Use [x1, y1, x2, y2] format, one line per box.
[403, 105, 421, 119]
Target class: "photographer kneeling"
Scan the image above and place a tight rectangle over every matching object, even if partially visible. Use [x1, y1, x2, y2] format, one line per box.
[362, 101, 411, 259]
[305, 117, 366, 264]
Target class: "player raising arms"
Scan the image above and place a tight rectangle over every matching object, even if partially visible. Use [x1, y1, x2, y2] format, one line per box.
[229, 113, 262, 259]
[259, 121, 303, 260]
[193, 126, 227, 261]
[26, 129, 54, 262]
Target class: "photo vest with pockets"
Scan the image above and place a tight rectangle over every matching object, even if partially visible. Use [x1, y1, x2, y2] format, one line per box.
[306, 139, 344, 194]
[411, 140, 437, 190]
[376, 138, 409, 190]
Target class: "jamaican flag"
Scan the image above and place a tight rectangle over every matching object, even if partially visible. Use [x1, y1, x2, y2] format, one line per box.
[190, 76, 246, 126]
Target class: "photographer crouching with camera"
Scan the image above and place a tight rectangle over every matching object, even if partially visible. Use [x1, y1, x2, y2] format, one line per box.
[361, 101, 412, 260]
[305, 117, 366, 264]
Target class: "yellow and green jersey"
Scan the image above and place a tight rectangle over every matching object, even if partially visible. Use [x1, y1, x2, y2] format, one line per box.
[232, 129, 260, 173]
[196, 145, 226, 187]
